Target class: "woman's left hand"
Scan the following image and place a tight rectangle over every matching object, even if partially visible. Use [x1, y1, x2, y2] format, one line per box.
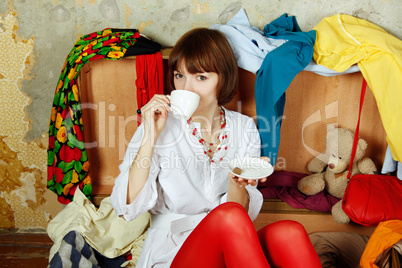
[229, 173, 256, 187]
[228, 156, 270, 187]
[229, 173, 267, 187]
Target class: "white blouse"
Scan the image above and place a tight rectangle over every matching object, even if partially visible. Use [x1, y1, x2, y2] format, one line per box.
[111, 107, 263, 268]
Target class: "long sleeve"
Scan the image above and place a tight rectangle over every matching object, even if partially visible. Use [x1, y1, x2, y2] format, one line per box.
[110, 124, 161, 221]
[255, 14, 315, 165]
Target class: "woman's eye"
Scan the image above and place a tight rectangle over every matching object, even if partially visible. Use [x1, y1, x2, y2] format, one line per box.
[174, 73, 183, 79]
[197, 75, 207, 81]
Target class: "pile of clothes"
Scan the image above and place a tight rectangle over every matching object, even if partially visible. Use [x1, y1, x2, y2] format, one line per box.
[211, 9, 402, 171]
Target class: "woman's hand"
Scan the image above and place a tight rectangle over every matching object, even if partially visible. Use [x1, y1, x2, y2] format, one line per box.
[140, 94, 170, 145]
[229, 173, 258, 187]
[227, 156, 270, 209]
[228, 156, 270, 187]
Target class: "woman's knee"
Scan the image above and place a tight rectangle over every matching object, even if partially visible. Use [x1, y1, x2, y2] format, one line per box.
[258, 221, 321, 268]
[208, 202, 250, 229]
[258, 220, 308, 244]
[270, 220, 305, 235]
[211, 202, 246, 216]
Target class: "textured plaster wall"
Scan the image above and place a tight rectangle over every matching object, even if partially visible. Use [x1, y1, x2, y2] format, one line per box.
[0, 0, 401, 229]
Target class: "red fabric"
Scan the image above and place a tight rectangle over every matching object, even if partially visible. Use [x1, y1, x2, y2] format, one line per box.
[135, 52, 164, 125]
[258, 171, 340, 212]
[171, 202, 321, 268]
[342, 174, 402, 226]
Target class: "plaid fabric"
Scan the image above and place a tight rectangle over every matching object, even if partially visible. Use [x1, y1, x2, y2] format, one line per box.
[48, 231, 127, 268]
[47, 29, 140, 204]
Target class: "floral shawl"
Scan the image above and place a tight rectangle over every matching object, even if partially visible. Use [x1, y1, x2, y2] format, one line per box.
[47, 29, 140, 204]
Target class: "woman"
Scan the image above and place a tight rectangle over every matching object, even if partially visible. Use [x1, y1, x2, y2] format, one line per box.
[111, 28, 321, 268]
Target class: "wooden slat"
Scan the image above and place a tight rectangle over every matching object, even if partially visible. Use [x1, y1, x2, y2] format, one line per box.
[0, 229, 52, 267]
[253, 212, 376, 236]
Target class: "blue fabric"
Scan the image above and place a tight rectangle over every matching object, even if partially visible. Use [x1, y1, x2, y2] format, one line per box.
[255, 14, 316, 164]
[48, 230, 126, 268]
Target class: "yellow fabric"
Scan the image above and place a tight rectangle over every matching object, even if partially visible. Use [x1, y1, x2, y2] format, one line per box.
[47, 189, 150, 267]
[313, 14, 402, 161]
[360, 220, 402, 268]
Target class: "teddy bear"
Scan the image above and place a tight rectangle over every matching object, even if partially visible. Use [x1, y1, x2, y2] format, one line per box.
[297, 125, 377, 224]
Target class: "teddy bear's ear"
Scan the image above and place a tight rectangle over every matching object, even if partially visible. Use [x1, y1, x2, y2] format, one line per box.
[357, 138, 368, 151]
[326, 124, 336, 133]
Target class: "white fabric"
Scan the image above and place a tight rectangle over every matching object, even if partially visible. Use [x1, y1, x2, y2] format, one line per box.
[150, 213, 207, 234]
[210, 8, 360, 76]
[111, 107, 263, 268]
[47, 188, 150, 267]
[381, 145, 402, 179]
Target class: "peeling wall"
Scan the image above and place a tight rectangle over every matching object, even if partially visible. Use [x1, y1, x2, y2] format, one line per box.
[0, 0, 401, 229]
[0, 6, 62, 229]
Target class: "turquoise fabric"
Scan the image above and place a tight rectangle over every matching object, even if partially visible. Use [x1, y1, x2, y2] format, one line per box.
[255, 14, 316, 164]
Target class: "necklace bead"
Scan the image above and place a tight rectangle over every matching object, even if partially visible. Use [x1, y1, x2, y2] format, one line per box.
[187, 107, 229, 163]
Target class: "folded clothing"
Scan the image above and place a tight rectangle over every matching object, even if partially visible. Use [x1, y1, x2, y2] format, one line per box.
[309, 232, 369, 268]
[257, 171, 340, 212]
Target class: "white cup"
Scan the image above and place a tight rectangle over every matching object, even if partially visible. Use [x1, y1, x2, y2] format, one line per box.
[167, 90, 200, 119]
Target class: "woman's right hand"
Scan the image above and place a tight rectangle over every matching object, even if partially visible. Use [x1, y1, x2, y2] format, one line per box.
[140, 94, 170, 145]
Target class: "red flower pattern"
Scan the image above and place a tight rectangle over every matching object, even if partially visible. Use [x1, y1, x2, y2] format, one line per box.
[47, 29, 141, 203]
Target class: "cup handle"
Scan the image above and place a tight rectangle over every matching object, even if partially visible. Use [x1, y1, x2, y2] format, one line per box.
[166, 95, 171, 107]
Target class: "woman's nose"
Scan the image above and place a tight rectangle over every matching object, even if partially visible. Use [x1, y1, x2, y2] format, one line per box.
[183, 80, 194, 92]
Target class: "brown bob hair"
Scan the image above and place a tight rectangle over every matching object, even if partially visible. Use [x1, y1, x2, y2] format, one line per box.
[168, 28, 238, 106]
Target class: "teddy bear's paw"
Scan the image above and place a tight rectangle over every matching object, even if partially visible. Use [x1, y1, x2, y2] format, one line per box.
[332, 201, 351, 224]
[297, 174, 325, 196]
[301, 185, 313, 194]
[357, 157, 378, 174]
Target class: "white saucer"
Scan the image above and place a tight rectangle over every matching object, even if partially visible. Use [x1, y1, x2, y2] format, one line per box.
[228, 157, 274, 180]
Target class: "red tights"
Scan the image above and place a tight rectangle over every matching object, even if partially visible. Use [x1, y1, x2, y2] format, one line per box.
[171, 202, 321, 268]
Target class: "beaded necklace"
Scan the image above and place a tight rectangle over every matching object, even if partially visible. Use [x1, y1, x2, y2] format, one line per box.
[187, 107, 229, 163]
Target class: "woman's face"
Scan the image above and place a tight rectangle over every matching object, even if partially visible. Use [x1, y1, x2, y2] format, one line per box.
[173, 64, 219, 110]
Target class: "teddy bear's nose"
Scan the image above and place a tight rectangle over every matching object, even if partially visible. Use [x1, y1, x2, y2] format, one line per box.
[328, 163, 335, 169]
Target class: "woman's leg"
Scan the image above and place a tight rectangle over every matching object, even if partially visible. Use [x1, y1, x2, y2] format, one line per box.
[171, 202, 270, 268]
[257, 220, 322, 268]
